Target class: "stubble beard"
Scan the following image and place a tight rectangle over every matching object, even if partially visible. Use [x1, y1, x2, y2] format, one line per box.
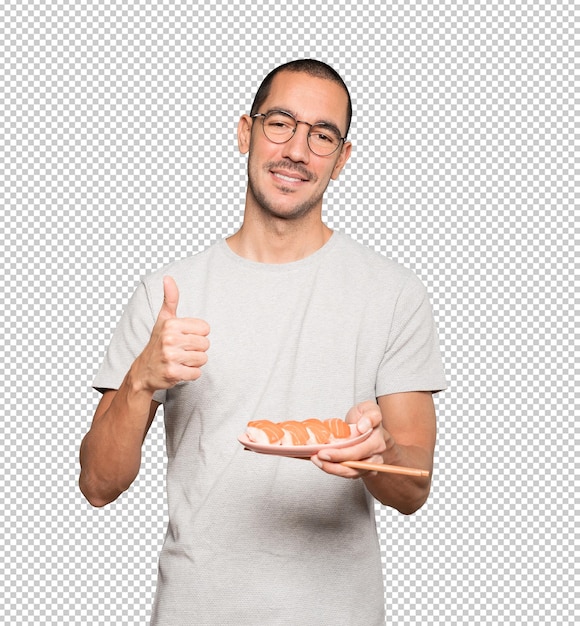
[247, 157, 329, 222]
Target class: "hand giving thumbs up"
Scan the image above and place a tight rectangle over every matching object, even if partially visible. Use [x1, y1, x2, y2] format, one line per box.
[132, 276, 210, 393]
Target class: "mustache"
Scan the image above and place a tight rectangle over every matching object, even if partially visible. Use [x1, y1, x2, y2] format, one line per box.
[265, 160, 316, 182]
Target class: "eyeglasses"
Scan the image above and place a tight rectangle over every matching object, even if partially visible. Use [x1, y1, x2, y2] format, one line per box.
[251, 110, 346, 157]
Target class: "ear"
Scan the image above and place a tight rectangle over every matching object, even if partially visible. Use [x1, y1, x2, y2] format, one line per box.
[237, 115, 253, 154]
[330, 140, 352, 180]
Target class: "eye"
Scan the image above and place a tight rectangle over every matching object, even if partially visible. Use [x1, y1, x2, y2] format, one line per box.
[311, 126, 340, 145]
[313, 131, 333, 144]
[265, 112, 296, 131]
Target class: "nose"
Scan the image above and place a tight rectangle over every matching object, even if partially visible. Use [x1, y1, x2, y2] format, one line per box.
[281, 122, 311, 163]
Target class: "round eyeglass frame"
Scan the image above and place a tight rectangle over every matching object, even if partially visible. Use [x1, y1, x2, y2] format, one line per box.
[251, 111, 346, 157]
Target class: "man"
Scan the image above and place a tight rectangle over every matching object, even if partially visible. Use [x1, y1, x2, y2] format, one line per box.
[80, 59, 446, 625]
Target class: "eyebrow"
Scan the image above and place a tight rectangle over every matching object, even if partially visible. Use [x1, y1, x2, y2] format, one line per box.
[266, 107, 344, 138]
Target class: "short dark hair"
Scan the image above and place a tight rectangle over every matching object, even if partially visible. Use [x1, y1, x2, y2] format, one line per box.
[250, 59, 352, 138]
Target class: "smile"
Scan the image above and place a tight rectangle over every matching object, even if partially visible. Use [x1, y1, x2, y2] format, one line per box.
[270, 169, 309, 184]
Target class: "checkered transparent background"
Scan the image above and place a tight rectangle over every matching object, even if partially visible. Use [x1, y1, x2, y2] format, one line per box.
[1, 0, 576, 624]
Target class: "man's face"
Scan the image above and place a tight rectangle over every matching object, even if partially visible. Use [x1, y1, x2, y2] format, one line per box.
[238, 71, 352, 222]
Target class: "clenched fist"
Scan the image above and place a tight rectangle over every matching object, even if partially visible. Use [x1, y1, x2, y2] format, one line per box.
[132, 276, 210, 393]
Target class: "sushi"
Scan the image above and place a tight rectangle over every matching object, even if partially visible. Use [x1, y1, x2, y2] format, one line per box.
[245, 417, 352, 446]
[246, 420, 285, 444]
[279, 421, 310, 445]
[323, 418, 352, 440]
[302, 419, 331, 444]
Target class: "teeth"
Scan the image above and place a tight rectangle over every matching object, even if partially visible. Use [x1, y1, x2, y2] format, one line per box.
[275, 172, 303, 182]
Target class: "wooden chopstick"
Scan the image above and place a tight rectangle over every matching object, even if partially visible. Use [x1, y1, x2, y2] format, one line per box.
[340, 460, 430, 477]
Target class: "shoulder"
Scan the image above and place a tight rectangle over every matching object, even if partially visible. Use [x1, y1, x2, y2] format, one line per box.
[331, 231, 424, 293]
[141, 239, 224, 286]
[136, 239, 224, 311]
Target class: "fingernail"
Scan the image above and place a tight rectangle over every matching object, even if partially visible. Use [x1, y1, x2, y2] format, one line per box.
[358, 418, 371, 433]
[318, 451, 331, 461]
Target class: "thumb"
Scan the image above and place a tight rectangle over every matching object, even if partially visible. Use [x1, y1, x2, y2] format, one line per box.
[345, 403, 363, 425]
[158, 275, 179, 320]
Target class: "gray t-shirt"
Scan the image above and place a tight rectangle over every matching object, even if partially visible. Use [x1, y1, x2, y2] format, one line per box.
[93, 231, 447, 625]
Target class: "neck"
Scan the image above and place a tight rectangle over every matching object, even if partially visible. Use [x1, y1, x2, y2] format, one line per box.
[227, 202, 333, 264]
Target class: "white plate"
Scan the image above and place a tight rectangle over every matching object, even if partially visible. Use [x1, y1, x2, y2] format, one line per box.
[238, 424, 372, 458]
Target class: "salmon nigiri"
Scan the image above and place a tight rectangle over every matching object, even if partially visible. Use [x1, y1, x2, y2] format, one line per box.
[324, 418, 352, 440]
[279, 420, 310, 445]
[302, 418, 331, 444]
[246, 420, 285, 445]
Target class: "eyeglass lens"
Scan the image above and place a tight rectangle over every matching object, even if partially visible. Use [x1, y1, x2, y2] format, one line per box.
[261, 111, 342, 156]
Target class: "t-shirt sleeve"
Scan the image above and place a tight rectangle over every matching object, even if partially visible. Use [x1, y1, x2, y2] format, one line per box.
[92, 280, 167, 404]
[376, 277, 447, 396]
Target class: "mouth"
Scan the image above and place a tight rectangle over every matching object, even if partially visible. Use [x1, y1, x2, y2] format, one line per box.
[270, 168, 310, 185]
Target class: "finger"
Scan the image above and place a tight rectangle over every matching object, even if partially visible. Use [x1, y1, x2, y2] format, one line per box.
[153, 321, 211, 362]
[163, 317, 210, 337]
[171, 364, 206, 383]
[345, 403, 362, 425]
[178, 318, 211, 337]
[181, 334, 210, 353]
[158, 275, 180, 320]
[346, 403, 377, 434]
[158, 335, 209, 364]
[310, 455, 364, 479]
[316, 431, 385, 464]
[178, 351, 209, 369]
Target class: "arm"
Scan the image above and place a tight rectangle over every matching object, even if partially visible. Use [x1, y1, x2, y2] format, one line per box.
[311, 392, 437, 514]
[79, 386, 160, 507]
[79, 276, 210, 507]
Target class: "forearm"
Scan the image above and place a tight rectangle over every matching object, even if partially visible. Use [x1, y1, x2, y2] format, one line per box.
[80, 276, 210, 507]
[363, 443, 433, 514]
[79, 369, 156, 507]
